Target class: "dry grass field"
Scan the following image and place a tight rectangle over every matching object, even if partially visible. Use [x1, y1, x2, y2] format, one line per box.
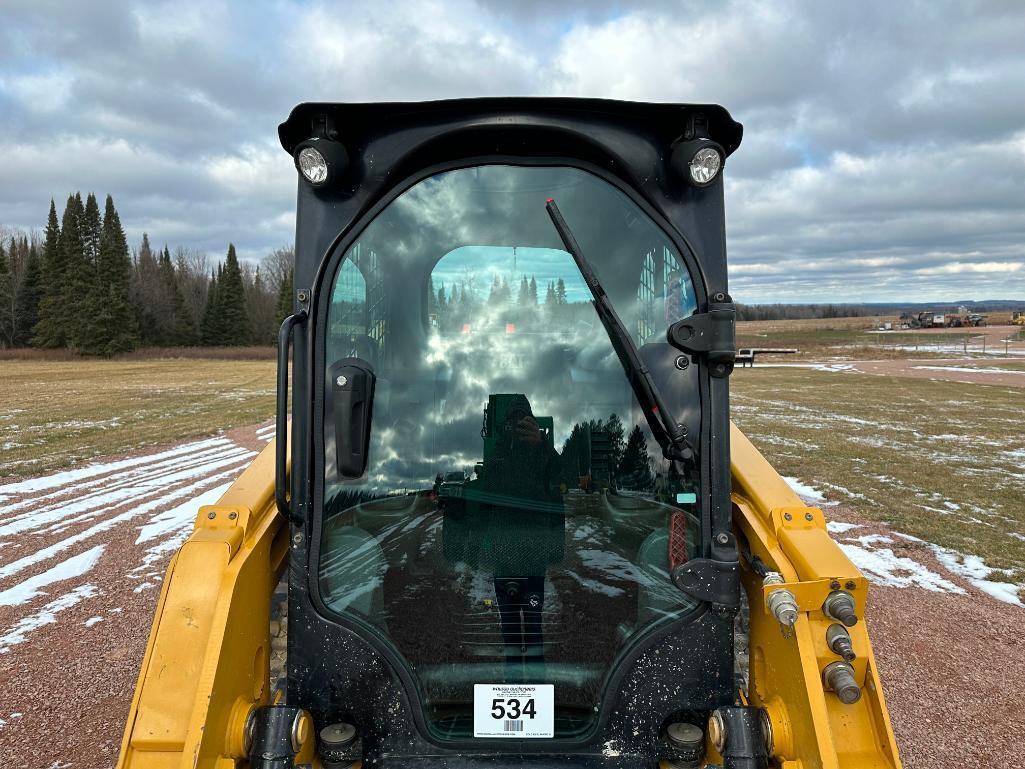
[1, 336, 1020, 594]
[732, 367, 1024, 593]
[0, 357, 276, 479]
[738, 324, 971, 360]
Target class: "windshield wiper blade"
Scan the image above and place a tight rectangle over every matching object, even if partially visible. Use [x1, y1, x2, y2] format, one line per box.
[545, 198, 694, 462]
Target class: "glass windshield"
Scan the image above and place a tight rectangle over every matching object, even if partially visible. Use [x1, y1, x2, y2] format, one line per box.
[319, 165, 702, 740]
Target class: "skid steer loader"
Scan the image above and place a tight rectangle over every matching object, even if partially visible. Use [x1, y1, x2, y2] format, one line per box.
[117, 98, 901, 769]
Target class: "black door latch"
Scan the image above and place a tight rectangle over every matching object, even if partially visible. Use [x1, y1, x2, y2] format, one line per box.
[667, 294, 736, 378]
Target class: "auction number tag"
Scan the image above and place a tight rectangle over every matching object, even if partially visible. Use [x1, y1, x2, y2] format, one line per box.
[473, 684, 554, 738]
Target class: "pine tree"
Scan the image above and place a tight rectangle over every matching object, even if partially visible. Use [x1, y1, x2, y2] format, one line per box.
[275, 266, 294, 326]
[518, 276, 530, 306]
[555, 277, 567, 305]
[13, 243, 42, 347]
[246, 267, 276, 346]
[131, 233, 174, 346]
[217, 244, 250, 345]
[604, 412, 626, 473]
[81, 195, 139, 355]
[0, 240, 12, 347]
[158, 245, 198, 346]
[81, 193, 102, 267]
[61, 193, 93, 349]
[33, 199, 65, 348]
[617, 425, 654, 491]
[529, 275, 538, 305]
[545, 281, 557, 307]
[427, 276, 439, 318]
[201, 268, 221, 345]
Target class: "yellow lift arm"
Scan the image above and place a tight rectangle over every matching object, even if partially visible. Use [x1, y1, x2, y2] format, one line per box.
[730, 424, 901, 769]
[118, 427, 901, 768]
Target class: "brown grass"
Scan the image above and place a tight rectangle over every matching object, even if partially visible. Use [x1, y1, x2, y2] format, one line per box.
[0, 358, 276, 480]
[732, 366, 1024, 586]
[0, 346, 276, 362]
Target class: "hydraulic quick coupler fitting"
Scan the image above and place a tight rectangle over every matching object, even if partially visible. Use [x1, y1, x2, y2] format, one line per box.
[822, 590, 858, 627]
[826, 623, 856, 662]
[822, 661, 862, 704]
[763, 572, 798, 635]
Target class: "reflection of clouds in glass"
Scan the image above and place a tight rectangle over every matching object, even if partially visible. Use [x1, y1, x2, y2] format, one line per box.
[325, 165, 700, 496]
[320, 167, 705, 736]
[356, 165, 690, 312]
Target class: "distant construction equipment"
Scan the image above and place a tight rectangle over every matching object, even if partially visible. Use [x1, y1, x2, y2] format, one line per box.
[899, 307, 986, 329]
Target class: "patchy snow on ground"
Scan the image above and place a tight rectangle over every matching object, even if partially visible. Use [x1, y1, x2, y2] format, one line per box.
[827, 521, 862, 534]
[826, 518, 1025, 607]
[787, 473, 1025, 606]
[0, 545, 105, 606]
[837, 536, 965, 593]
[782, 476, 835, 505]
[0, 584, 98, 653]
[886, 343, 1025, 357]
[0, 437, 234, 498]
[0, 469, 245, 582]
[0, 434, 260, 659]
[0, 444, 254, 537]
[754, 363, 855, 373]
[911, 365, 1025, 374]
[931, 548, 1024, 607]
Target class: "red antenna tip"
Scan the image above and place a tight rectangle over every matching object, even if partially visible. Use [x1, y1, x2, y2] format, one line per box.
[545, 197, 554, 203]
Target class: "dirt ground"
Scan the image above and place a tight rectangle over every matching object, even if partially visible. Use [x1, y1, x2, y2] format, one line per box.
[845, 357, 1025, 387]
[0, 424, 1021, 768]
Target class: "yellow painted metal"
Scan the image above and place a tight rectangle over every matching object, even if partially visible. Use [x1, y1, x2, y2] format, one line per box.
[118, 417, 902, 768]
[731, 423, 902, 769]
[117, 438, 292, 769]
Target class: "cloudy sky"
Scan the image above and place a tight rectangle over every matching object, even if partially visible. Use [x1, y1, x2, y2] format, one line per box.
[1, 0, 1023, 302]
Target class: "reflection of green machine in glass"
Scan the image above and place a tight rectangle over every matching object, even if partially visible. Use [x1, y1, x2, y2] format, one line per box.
[479, 393, 555, 472]
[444, 394, 564, 667]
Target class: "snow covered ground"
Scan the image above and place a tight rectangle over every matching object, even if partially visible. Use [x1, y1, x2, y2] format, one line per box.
[0, 424, 1021, 769]
[0, 432, 264, 654]
[784, 476, 1025, 608]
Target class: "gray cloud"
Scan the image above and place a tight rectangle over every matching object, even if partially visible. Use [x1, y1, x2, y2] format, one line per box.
[0, 0, 1023, 300]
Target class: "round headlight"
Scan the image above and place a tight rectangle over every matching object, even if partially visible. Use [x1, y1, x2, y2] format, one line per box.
[293, 138, 348, 188]
[297, 146, 328, 185]
[689, 147, 722, 185]
[670, 138, 726, 188]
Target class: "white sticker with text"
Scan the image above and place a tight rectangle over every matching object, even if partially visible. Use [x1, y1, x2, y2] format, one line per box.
[473, 684, 554, 738]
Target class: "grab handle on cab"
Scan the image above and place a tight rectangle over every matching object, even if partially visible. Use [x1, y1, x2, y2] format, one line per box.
[276, 309, 307, 520]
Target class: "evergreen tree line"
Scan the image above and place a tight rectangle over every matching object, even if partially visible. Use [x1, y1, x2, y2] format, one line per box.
[734, 302, 872, 321]
[427, 272, 575, 335]
[558, 413, 657, 492]
[0, 195, 295, 354]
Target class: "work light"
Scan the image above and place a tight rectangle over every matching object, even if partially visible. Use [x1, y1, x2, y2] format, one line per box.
[297, 147, 328, 184]
[689, 146, 722, 185]
[671, 138, 725, 188]
[293, 138, 348, 188]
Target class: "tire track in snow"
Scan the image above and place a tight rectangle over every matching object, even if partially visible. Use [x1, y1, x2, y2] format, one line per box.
[0, 430, 264, 651]
[0, 423, 275, 767]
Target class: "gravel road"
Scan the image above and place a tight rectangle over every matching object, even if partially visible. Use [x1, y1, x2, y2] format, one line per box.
[0, 425, 1020, 769]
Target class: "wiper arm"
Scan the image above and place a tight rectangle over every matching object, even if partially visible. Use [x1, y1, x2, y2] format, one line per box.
[545, 198, 694, 462]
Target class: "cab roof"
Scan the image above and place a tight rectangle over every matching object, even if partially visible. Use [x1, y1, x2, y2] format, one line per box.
[278, 97, 743, 158]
